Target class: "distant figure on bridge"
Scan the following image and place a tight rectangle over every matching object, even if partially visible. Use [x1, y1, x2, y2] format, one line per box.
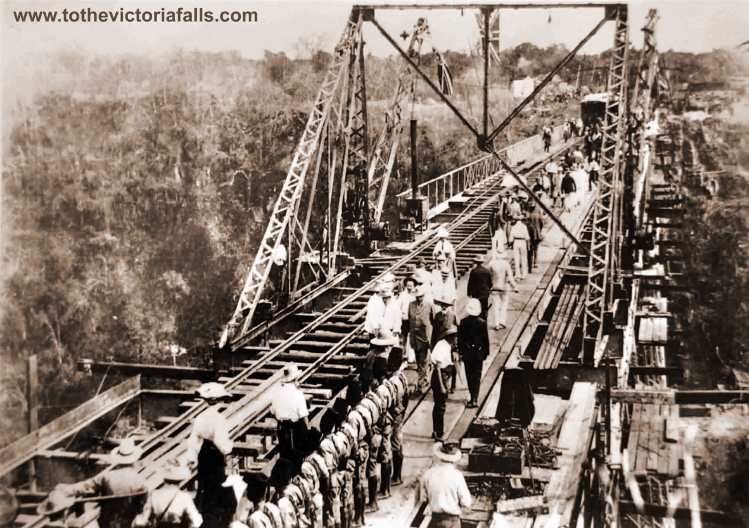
[510, 217, 531, 280]
[186, 382, 235, 528]
[269, 243, 288, 306]
[458, 299, 489, 408]
[133, 462, 203, 528]
[588, 157, 600, 190]
[542, 124, 552, 153]
[409, 282, 435, 391]
[487, 252, 518, 331]
[432, 228, 456, 276]
[561, 170, 578, 213]
[416, 442, 472, 528]
[270, 365, 309, 462]
[430, 325, 457, 441]
[467, 255, 492, 319]
[527, 204, 545, 270]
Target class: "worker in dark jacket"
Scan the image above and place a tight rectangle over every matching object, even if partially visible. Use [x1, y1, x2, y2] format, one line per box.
[467, 255, 492, 318]
[458, 299, 490, 408]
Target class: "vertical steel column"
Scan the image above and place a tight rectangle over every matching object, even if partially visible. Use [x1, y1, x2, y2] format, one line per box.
[582, 5, 629, 366]
[482, 7, 491, 138]
[410, 119, 418, 200]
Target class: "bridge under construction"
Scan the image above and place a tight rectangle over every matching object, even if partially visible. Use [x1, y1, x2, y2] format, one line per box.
[1, 3, 740, 528]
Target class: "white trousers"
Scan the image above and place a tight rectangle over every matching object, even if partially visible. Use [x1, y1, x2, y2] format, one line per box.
[490, 290, 509, 328]
[513, 240, 528, 279]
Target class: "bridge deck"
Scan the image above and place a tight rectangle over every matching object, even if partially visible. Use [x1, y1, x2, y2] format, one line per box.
[366, 191, 596, 528]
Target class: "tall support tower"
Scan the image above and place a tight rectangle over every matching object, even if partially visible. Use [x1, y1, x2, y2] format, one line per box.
[582, 5, 630, 365]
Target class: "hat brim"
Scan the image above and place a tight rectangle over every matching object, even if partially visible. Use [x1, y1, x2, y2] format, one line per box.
[110, 451, 142, 465]
[433, 444, 462, 463]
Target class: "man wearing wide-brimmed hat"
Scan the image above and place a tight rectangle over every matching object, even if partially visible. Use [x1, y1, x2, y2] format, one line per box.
[458, 299, 490, 408]
[133, 462, 203, 528]
[185, 382, 235, 527]
[270, 364, 309, 462]
[72, 437, 147, 498]
[416, 442, 472, 527]
[429, 324, 458, 441]
[467, 255, 492, 319]
[431, 293, 458, 393]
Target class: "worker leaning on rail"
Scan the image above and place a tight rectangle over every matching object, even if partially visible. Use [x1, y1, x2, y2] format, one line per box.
[270, 364, 310, 462]
[416, 442, 472, 528]
[133, 462, 203, 528]
[184, 382, 236, 528]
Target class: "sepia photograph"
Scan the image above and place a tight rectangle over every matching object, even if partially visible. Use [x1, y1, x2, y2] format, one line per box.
[1, 0, 749, 526]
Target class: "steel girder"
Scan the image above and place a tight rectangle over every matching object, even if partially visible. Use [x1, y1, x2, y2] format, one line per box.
[582, 5, 629, 365]
[219, 17, 362, 347]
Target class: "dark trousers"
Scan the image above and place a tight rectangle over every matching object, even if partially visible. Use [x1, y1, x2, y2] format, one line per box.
[464, 359, 483, 402]
[354, 483, 367, 525]
[380, 461, 392, 495]
[278, 420, 307, 461]
[478, 296, 489, 320]
[431, 368, 449, 437]
[429, 513, 462, 528]
[528, 240, 539, 269]
[589, 171, 598, 190]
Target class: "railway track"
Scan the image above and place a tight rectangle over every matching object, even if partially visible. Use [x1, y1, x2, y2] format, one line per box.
[17, 142, 575, 528]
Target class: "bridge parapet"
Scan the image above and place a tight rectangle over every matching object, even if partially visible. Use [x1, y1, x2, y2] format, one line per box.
[397, 125, 565, 217]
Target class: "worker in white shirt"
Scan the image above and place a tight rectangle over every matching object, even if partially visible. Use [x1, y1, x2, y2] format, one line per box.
[509, 217, 530, 280]
[588, 157, 600, 190]
[487, 253, 518, 330]
[270, 364, 309, 461]
[417, 442, 472, 528]
[269, 243, 288, 304]
[432, 228, 456, 276]
[430, 325, 457, 440]
[431, 259, 456, 306]
[364, 281, 388, 337]
[491, 221, 508, 257]
[133, 463, 203, 528]
[184, 383, 234, 524]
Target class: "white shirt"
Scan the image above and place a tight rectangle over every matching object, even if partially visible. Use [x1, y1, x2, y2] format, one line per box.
[588, 160, 600, 172]
[271, 382, 309, 422]
[273, 244, 287, 266]
[133, 486, 203, 528]
[430, 270, 456, 304]
[431, 340, 453, 368]
[492, 229, 507, 253]
[185, 405, 233, 463]
[383, 297, 403, 335]
[510, 222, 530, 244]
[573, 168, 588, 191]
[432, 239, 455, 261]
[398, 290, 415, 320]
[419, 463, 473, 515]
[364, 294, 386, 334]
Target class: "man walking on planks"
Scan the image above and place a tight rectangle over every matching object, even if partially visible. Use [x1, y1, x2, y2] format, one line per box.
[417, 442, 473, 527]
[458, 299, 489, 408]
[430, 325, 457, 441]
[409, 282, 435, 392]
[467, 255, 492, 319]
[487, 252, 518, 331]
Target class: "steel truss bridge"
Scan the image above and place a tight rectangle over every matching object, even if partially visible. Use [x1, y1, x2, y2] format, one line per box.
[1, 3, 702, 528]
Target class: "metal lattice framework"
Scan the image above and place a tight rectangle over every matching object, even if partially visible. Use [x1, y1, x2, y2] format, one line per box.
[219, 18, 361, 347]
[370, 18, 429, 223]
[582, 5, 630, 365]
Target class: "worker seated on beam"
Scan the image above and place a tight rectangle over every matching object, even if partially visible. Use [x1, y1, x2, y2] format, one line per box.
[133, 462, 203, 528]
[270, 364, 309, 463]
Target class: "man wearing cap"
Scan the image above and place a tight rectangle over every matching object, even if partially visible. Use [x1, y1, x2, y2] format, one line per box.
[270, 364, 309, 461]
[467, 255, 492, 319]
[408, 281, 436, 391]
[510, 217, 530, 280]
[458, 299, 490, 408]
[133, 463, 203, 528]
[185, 383, 235, 527]
[430, 325, 457, 440]
[417, 443, 472, 528]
